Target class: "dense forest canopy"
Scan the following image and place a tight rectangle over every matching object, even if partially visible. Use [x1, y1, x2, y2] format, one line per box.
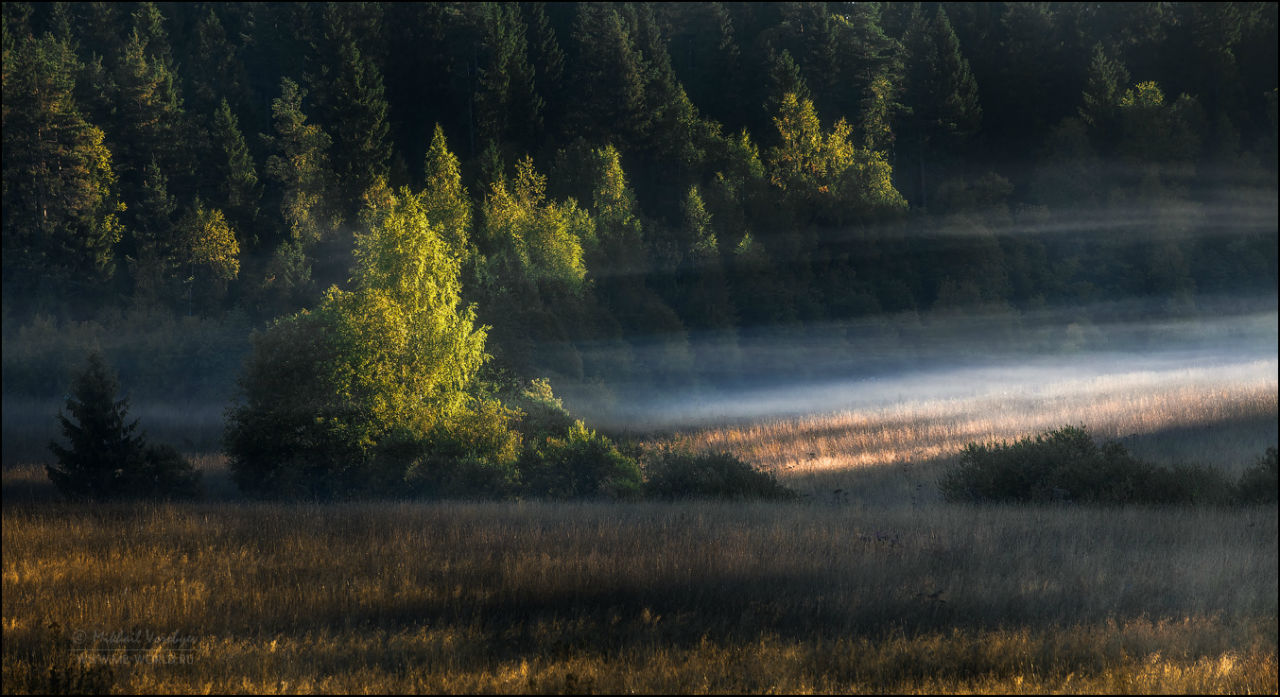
[3, 1, 1276, 390]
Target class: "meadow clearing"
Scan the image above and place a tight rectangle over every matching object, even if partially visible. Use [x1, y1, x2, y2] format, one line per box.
[3, 355, 1277, 694]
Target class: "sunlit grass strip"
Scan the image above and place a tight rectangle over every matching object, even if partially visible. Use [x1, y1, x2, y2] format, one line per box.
[677, 361, 1278, 475]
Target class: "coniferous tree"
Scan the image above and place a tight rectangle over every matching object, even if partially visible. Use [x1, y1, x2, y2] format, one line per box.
[475, 2, 543, 151]
[524, 2, 566, 144]
[129, 159, 178, 302]
[570, 4, 649, 148]
[48, 351, 200, 500]
[1079, 42, 1129, 143]
[110, 4, 195, 197]
[2, 30, 124, 304]
[900, 5, 981, 207]
[210, 99, 261, 245]
[262, 77, 340, 246]
[259, 77, 339, 311]
[327, 36, 392, 218]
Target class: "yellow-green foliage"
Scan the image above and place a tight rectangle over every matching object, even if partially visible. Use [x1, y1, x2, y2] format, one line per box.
[481, 157, 590, 293]
[767, 92, 906, 221]
[177, 201, 239, 281]
[421, 124, 472, 256]
[2, 500, 1274, 693]
[225, 184, 493, 498]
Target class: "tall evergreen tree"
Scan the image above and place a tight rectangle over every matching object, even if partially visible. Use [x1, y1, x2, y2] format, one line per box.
[327, 36, 392, 217]
[210, 99, 261, 246]
[569, 4, 649, 148]
[475, 2, 543, 151]
[2, 31, 124, 303]
[1078, 42, 1129, 140]
[262, 78, 340, 246]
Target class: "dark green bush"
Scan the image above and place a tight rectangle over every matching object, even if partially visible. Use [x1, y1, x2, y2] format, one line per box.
[1237, 447, 1278, 504]
[519, 421, 643, 500]
[506, 377, 576, 439]
[939, 425, 1235, 505]
[47, 352, 201, 500]
[643, 447, 798, 501]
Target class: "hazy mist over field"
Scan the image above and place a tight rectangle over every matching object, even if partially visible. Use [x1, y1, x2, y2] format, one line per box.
[561, 295, 1279, 433]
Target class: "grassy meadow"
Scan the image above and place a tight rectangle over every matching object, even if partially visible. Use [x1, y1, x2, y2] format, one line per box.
[3, 360, 1278, 693]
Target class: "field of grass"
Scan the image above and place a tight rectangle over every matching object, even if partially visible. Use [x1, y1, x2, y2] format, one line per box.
[3, 358, 1277, 693]
[3, 500, 1276, 694]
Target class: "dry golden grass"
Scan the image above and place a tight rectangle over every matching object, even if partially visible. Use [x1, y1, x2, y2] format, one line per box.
[3, 359, 1277, 693]
[2, 501, 1277, 694]
[668, 360, 1278, 503]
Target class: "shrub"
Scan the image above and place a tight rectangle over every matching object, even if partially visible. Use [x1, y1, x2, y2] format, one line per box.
[1237, 447, 1278, 504]
[506, 377, 576, 439]
[939, 425, 1234, 505]
[519, 421, 643, 500]
[47, 352, 200, 500]
[399, 398, 523, 499]
[643, 447, 798, 501]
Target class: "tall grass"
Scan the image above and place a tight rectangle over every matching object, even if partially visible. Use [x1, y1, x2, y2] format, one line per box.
[3, 501, 1276, 694]
[3, 338, 1276, 693]
[669, 363, 1278, 503]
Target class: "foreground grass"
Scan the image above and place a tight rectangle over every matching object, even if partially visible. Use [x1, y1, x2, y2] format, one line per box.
[3, 500, 1276, 694]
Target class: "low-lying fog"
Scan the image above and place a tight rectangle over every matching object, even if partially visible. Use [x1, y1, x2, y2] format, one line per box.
[559, 295, 1279, 434]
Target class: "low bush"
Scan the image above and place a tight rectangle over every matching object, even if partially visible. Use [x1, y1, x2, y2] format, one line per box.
[1237, 447, 1278, 504]
[643, 447, 798, 501]
[939, 425, 1236, 505]
[519, 421, 643, 500]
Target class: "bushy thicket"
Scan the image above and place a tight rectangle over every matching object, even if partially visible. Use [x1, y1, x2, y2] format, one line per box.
[46, 352, 201, 500]
[643, 447, 798, 501]
[1236, 447, 1278, 504]
[940, 425, 1270, 506]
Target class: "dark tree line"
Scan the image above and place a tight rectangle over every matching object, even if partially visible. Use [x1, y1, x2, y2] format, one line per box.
[4, 2, 1277, 385]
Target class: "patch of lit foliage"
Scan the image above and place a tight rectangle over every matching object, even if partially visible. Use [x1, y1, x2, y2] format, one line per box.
[940, 425, 1277, 505]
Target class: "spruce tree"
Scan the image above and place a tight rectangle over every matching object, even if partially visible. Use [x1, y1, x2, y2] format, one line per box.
[328, 37, 392, 217]
[48, 351, 200, 500]
[211, 99, 261, 244]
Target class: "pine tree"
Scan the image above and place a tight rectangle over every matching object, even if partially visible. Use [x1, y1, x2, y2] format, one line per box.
[524, 2, 566, 143]
[110, 4, 195, 194]
[129, 159, 178, 302]
[765, 49, 811, 119]
[262, 77, 340, 246]
[2, 31, 124, 302]
[570, 4, 649, 147]
[1078, 42, 1129, 145]
[900, 5, 981, 207]
[475, 2, 543, 150]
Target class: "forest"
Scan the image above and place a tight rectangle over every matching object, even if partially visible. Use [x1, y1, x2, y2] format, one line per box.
[4, 1, 1276, 344]
[4, 3, 1278, 693]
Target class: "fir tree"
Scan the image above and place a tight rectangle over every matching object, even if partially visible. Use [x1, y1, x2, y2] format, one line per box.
[210, 99, 261, 244]
[48, 351, 200, 500]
